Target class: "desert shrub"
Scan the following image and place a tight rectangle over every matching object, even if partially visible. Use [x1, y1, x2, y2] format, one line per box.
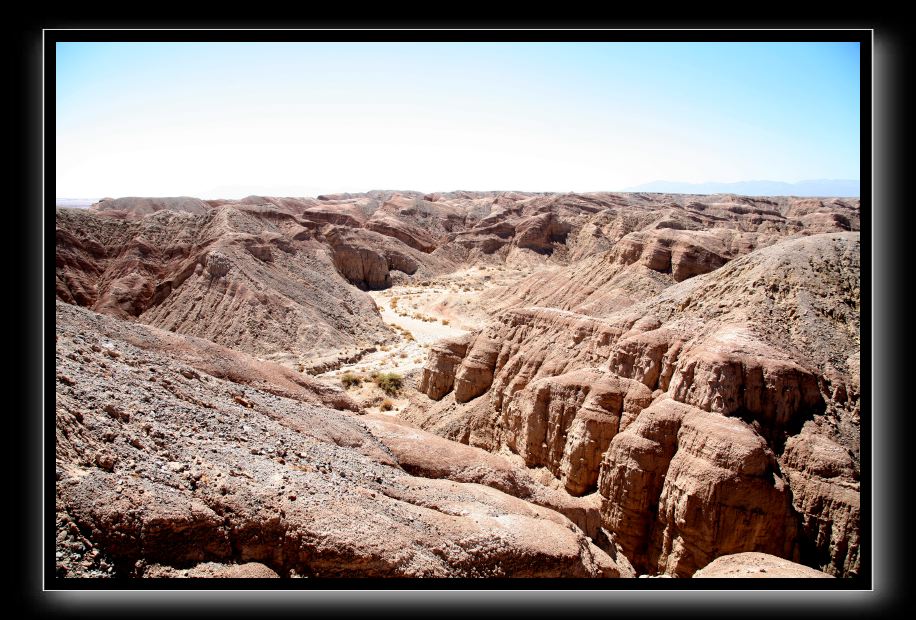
[372, 372, 403, 396]
[391, 296, 399, 308]
[365, 395, 383, 407]
[340, 372, 362, 389]
[380, 398, 394, 411]
[441, 319, 450, 325]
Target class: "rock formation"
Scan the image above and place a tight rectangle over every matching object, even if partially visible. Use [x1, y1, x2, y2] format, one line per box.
[56, 190, 860, 579]
[55, 301, 623, 578]
[406, 197, 859, 578]
[693, 552, 834, 578]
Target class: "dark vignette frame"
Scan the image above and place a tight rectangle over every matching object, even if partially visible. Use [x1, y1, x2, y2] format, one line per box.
[14, 15, 909, 618]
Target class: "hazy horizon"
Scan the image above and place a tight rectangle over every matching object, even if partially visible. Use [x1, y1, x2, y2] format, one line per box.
[57, 42, 860, 199]
[55, 178, 862, 204]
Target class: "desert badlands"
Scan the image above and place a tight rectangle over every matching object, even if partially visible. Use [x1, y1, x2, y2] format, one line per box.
[55, 190, 859, 579]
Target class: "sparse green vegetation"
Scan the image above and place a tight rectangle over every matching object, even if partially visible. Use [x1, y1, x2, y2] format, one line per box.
[371, 371, 403, 396]
[340, 372, 363, 389]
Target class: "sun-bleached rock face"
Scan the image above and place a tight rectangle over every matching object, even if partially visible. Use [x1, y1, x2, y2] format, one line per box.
[58, 190, 860, 579]
[667, 328, 824, 445]
[301, 203, 368, 228]
[361, 412, 633, 563]
[648, 408, 798, 576]
[90, 196, 211, 218]
[418, 335, 472, 401]
[597, 398, 690, 571]
[412, 228, 860, 578]
[502, 370, 652, 496]
[779, 426, 860, 577]
[365, 216, 438, 253]
[609, 326, 683, 392]
[56, 206, 393, 368]
[693, 552, 834, 578]
[610, 229, 730, 282]
[597, 399, 798, 576]
[513, 212, 571, 253]
[55, 302, 624, 578]
[453, 336, 503, 403]
[325, 226, 398, 290]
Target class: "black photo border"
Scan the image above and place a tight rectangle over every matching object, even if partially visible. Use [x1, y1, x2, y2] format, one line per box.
[14, 16, 910, 617]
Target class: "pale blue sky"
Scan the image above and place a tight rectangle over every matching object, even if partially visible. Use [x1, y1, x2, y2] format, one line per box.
[56, 42, 860, 198]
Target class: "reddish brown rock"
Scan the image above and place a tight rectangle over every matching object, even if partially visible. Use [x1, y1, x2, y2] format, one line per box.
[325, 227, 394, 289]
[365, 216, 437, 253]
[418, 334, 472, 400]
[56, 301, 359, 411]
[453, 336, 502, 403]
[693, 552, 834, 578]
[609, 327, 683, 394]
[513, 212, 571, 254]
[55, 206, 392, 367]
[779, 426, 860, 576]
[597, 398, 691, 570]
[90, 196, 211, 218]
[649, 408, 798, 576]
[412, 229, 859, 577]
[58, 190, 860, 579]
[610, 229, 731, 282]
[502, 370, 652, 496]
[55, 302, 624, 578]
[668, 327, 824, 442]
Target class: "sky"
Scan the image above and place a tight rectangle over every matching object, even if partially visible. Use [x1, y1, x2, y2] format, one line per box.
[56, 42, 861, 199]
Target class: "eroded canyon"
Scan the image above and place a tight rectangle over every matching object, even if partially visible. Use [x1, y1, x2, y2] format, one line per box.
[55, 190, 860, 579]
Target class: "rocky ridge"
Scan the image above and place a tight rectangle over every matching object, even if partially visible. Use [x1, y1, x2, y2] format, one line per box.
[56, 190, 860, 579]
[56, 301, 623, 578]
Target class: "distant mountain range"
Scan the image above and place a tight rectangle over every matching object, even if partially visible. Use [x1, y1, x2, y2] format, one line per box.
[57, 180, 861, 207]
[623, 179, 860, 198]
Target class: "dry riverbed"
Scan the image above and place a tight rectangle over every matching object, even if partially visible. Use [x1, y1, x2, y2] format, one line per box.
[317, 266, 535, 415]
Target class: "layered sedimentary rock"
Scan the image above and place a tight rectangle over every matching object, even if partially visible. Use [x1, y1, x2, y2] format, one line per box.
[55, 302, 623, 578]
[60, 191, 858, 369]
[361, 412, 628, 554]
[418, 335, 472, 401]
[56, 206, 392, 367]
[502, 370, 652, 496]
[90, 196, 211, 218]
[412, 229, 860, 577]
[57, 190, 861, 579]
[646, 407, 798, 576]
